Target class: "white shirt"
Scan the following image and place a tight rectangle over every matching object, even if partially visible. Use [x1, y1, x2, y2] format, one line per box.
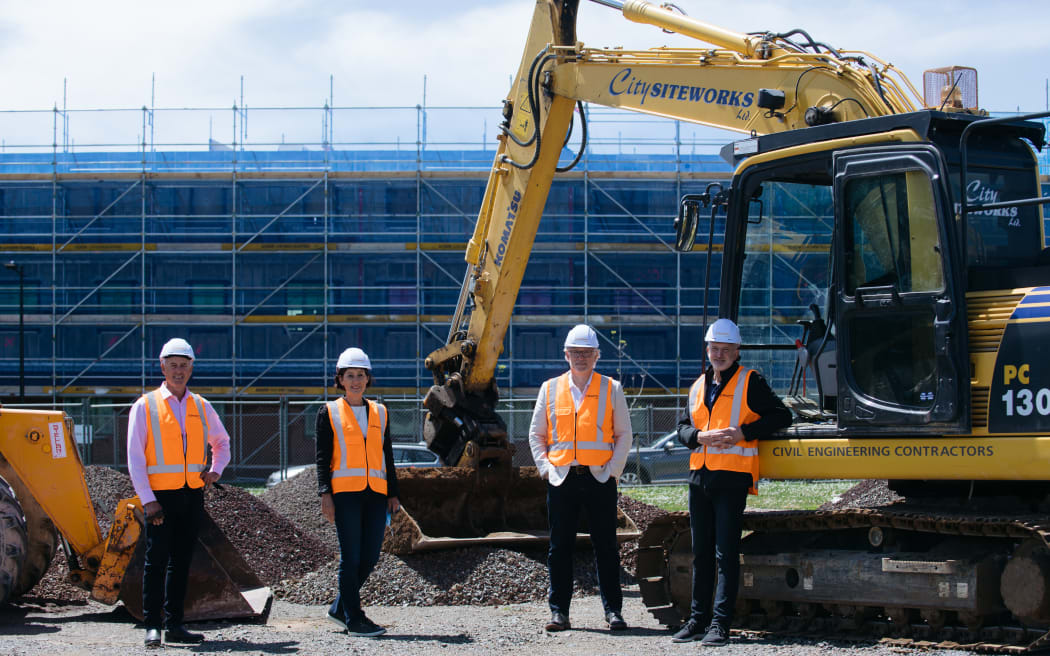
[528, 371, 633, 486]
[127, 383, 232, 505]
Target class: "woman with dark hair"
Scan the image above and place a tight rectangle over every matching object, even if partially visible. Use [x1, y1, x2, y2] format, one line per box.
[315, 347, 400, 637]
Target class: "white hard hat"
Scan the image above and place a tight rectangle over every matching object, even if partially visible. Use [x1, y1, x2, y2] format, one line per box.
[564, 324, 599, 349]
[336, 347, 371, 370]
[704, 318, 742, 345]
[159, 337, 195, 360]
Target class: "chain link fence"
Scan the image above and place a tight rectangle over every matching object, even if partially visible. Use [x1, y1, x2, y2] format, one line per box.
[37, 393, 688, 483]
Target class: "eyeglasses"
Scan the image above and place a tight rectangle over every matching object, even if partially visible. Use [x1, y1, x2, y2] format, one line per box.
[565, 349, 597, 359]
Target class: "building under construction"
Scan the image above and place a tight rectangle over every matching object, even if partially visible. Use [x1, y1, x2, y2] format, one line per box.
[0, 103, 1047, 472]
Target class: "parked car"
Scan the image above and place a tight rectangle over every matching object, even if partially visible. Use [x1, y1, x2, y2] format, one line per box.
[620, 430, 690, 485]
[392, 443, 442, 468]
[266, 443, 441, 488]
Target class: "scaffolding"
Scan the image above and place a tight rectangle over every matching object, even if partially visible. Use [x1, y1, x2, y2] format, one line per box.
[0, 103, 1046, 412]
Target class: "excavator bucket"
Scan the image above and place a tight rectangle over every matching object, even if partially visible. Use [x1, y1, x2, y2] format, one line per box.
[116, 507, 272, 623]
[385, 466, 639, 554]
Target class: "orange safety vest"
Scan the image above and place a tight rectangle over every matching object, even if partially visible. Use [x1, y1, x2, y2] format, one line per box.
[545, 372, 615, 467]
[328, 398, 388, 495]
[688, 367, 761, 491]
[143, 389, 210, 491]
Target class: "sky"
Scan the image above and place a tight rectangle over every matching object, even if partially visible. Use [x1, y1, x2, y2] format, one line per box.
[0, 0, 1047, 149]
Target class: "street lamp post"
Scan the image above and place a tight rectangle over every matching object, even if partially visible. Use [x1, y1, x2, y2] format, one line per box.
[5, 261, 24, 403]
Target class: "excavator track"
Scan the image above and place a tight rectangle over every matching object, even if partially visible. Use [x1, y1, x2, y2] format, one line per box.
[636, 507, 1050, 653]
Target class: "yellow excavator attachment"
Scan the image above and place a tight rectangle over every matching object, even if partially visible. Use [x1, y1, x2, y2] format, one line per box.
[386, 466, 639, 554]
[0, 407, 271, 622]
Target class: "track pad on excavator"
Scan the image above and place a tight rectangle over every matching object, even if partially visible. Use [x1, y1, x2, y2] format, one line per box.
[118, 510, 272, 623]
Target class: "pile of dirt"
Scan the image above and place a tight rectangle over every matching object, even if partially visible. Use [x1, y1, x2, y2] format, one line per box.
[259, 466, 337, 553]
[25, 465, 667, 610]
[617, 493, 667, 578]
[275, 546, 602, 607]
[267, 467, 667, 605]
[25, 465, 333, 603]
[818, 479, 903, 510]
[204, 483, 334, 586]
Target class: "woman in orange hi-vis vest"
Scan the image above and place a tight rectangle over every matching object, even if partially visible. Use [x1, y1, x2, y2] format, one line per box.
[671, 319, 791, 647]
[315, 347, 400, 638]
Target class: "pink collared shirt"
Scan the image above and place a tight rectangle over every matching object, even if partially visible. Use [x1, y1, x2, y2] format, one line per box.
[126, 383, 232, 505]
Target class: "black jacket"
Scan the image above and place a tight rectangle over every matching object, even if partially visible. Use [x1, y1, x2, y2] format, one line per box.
[315, 399, 400, 498]
[677, 362, 792, 488]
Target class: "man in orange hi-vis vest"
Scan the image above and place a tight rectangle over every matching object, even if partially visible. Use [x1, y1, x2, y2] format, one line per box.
[126, 338, 231, 649]
[671, 319, 791, 647]
[528, 324, 633, 633]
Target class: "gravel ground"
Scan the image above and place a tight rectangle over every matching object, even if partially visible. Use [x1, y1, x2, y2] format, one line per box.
[819, 479, 902, 510]
[0, 594, 972, 656]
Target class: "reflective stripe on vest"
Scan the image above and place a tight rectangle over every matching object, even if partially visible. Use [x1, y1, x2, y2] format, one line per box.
[546, 372, 615, 467]
[687, 368, 761, 486]
[143, 389, 209, 490]
[329, 399, 388, 494]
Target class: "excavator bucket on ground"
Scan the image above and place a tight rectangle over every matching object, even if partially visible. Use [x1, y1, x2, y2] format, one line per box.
[385, 466, 638, 554]
[117, 507, 273, 623]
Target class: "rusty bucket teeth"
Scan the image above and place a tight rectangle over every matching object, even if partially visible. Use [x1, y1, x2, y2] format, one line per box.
[117, 510, 273, 623]
[385, 466, 639, 555]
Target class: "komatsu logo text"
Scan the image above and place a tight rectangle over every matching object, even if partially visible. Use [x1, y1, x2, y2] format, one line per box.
[608, 68, 754, 108]
[494, 190, 522, 267]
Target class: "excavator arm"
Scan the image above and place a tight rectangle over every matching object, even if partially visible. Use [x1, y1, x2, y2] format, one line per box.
[422, 0, 923, 467]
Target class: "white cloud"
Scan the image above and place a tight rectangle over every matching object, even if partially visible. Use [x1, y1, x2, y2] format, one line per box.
[0, 0, 1046, 148]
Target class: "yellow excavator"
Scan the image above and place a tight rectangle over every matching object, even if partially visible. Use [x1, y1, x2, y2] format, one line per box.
[0, 408, 271, 621]
[415, 0, 1050, 650]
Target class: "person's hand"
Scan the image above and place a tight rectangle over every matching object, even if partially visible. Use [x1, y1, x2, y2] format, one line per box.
[387, 496, 401, 514]
[713, 426, 743, 448]
[144, 501, 164, 526]
[696, 431, 717, 447]
[320, 493, 335, 524]
[201, 471, 221, 487]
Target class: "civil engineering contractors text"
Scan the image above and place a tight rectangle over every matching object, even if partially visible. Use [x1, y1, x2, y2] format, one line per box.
[771, 444, 995, 458]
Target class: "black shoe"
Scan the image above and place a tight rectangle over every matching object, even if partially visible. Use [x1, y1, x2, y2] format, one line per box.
[164, 625, 205, 644]
[346, 616, 386, 637]
[545, 611, 571, 632]
[700, 623, 729, 647]
[672, 617, 705, 642]
[605, 610, 627, 631]
[326, 610, 347, 631]
[144, 627, 162, 648]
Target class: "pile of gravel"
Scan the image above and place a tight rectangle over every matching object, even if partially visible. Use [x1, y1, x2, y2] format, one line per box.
[25, 466, 333, 602]
[275, 546, 603, 607]
[204, 483, 333, 586]
[819, 479, 902, 511]
[269, 470, 667, 606]
[26, 465, 666, 610]
[259, 466, 337, 553]
[617, 493, 667, 578]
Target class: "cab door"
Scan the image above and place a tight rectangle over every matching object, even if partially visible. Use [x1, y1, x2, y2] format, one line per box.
[832, 146, 970, 433]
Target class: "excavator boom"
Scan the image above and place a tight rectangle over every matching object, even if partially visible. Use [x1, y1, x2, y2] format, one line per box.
[412, 0, 927, 552]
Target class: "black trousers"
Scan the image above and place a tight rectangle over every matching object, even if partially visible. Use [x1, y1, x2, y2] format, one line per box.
[330, 489, 388, 623]
[546, 469, 622, 615]
[143, 486, 204, 630]
[688, 482, 748, 628]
